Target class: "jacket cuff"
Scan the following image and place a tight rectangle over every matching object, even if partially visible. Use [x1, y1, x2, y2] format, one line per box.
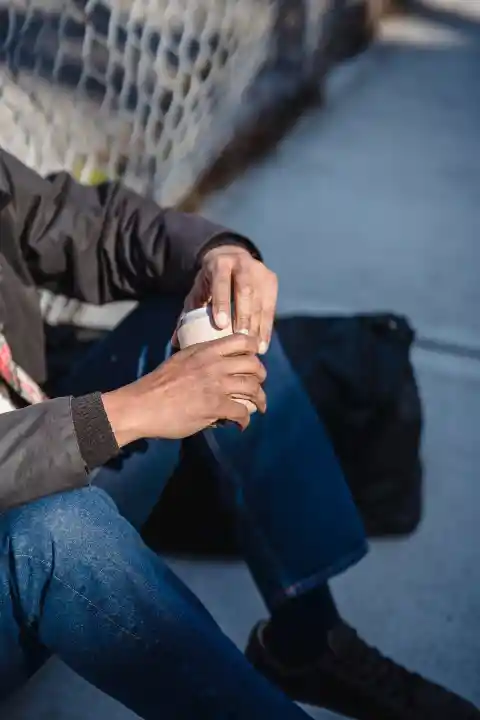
[71, 393, 119, 470]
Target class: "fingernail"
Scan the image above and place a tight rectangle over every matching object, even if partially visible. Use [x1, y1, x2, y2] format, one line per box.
[238, 328, 249, 336]
[259, 341, 268, 355]
[217, 311, 228, 328]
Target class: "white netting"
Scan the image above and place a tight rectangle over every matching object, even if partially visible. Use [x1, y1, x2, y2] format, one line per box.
[0, 0, 339, 330]
[0, 0, 288, 205]
[0, 0, 338, 205]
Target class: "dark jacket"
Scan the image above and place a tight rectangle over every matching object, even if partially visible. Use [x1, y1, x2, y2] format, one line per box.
[0, 148, 253, 511]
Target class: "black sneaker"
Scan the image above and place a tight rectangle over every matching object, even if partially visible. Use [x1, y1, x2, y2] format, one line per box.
[245, 620, 479, 719]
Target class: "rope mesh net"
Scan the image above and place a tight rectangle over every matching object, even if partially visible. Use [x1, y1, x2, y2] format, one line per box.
[0, 0, 339, 207]
[0, 0, 340, 327]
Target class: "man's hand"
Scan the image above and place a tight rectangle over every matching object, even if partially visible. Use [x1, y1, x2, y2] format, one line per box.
[102, 334, 266, 447]
[182, 245, 278, 355]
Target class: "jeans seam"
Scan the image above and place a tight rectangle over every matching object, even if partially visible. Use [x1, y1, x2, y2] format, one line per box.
[15, 553, 146, 645]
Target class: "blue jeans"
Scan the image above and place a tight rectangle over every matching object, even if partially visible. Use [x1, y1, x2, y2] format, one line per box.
[0, 298, 367, 718]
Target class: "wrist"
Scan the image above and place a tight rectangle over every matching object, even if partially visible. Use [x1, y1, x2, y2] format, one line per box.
[101, 387, 142, 448]
[203, 244, 252, 263]
[198, 235, 262, 268]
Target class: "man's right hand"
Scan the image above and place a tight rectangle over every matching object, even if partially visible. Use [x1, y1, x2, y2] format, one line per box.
[101, 333, 266, 447]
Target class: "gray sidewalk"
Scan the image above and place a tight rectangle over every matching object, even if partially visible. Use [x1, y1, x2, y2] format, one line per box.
[5, 1, 480, 717]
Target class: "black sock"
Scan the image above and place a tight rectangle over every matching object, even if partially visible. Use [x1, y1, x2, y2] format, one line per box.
[263, 584, 340, 668]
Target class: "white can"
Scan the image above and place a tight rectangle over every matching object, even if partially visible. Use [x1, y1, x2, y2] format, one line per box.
[177, 306, 233, 348]
[177, 306, 256, 415]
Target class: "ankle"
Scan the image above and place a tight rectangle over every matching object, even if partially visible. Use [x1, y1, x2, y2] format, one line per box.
[265, 586, 340, 668]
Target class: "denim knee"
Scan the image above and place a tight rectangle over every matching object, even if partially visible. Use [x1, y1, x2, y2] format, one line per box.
[1, 487, 123, 615]
[3, 486, 117, 560]
[1, 486, 175, 644]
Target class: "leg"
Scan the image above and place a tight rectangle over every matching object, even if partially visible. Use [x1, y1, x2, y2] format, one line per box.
[203, 330, 368, 609]
[0, 486, 310, 718]
[199, 329, 364, 665]
[202, 335, 478, 719]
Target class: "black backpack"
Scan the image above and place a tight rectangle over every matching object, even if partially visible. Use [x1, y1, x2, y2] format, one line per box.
[143, 313, 423, 556]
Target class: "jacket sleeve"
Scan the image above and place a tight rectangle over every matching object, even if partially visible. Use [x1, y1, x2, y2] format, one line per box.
[0, 148, 258, 303]
[0, 395, 119, 511]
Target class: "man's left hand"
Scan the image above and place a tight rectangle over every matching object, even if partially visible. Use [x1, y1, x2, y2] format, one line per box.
[181, 245, 278, 354]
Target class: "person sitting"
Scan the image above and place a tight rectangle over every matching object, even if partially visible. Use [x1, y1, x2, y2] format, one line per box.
[0, 147, 476, 719]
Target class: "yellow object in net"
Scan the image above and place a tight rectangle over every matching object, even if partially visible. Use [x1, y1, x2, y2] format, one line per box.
[72, 158, 113, 186]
